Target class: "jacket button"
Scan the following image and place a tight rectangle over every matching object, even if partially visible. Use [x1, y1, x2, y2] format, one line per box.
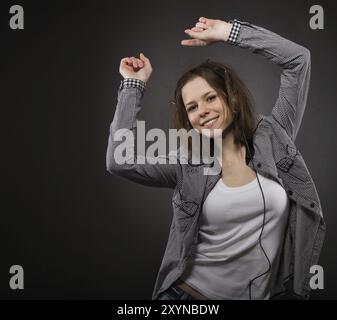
[257, 163, 261, 168]
[288, 190, 293, 196]
[310, 203, 315, 208]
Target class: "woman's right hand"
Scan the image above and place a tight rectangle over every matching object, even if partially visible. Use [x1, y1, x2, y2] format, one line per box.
[119, 53, 152, 83]
[181, 17, 232, 46]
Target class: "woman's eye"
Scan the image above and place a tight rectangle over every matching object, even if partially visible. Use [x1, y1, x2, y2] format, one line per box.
[207, 95, 216, 102]
[187, 105, 196, 112]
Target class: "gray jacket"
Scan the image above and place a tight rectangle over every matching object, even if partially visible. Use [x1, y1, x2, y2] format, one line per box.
[106, 19, 326, 299]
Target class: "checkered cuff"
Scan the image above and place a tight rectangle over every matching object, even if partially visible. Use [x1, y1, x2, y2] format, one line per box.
[227, 19, 241, 45]
[119, 78, 146, 92]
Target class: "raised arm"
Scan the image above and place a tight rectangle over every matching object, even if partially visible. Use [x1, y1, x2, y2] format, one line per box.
[229, 19, 311, 142]
[182, 17, 311, 142]
[106, 54, 177, 188]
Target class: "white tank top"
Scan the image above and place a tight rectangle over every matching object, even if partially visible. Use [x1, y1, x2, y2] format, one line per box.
[180, 173, 290, 300]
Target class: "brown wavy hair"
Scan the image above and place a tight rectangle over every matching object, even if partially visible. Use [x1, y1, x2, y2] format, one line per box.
[171, 59, 257, 149]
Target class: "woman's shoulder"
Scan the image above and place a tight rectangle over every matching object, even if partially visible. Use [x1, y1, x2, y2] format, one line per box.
[255, 113, 298, 148]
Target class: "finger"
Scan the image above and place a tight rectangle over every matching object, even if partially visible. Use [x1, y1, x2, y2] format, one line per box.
[199, 16, 211, 24]
[191, 27, 204, 32]
[135, 58, 144, 67]
[139, 52, 149, 62]
[140, 53, 152, 70]
[126, 58, 133, 65]
[195, 22, 208, 29]
[129, 57, 143, 68]
[123, 56, 133, 62]
[184, 28, 204, 39]
[121, 57, 130, 63]
[121, 58, 132, 67]
[130, 57, 139, 68]
[181, 39, 207, 46]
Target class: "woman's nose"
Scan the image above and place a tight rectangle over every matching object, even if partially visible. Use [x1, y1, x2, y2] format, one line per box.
[199, 105, 210, 118]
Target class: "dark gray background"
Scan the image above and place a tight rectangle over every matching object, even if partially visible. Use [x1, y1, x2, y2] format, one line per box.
[1, 0, 336, 299]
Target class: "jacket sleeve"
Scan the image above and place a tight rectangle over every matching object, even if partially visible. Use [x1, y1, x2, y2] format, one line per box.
[106, 83, 177, 189]
[230, 19, 311, 142]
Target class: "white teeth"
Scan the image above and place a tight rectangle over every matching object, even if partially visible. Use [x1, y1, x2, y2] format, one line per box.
[203, 118, 218, 127]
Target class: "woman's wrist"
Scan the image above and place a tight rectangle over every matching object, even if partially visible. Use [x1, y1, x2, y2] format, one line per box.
[222, 21, 233, 42]
[119, 78, 146, 91]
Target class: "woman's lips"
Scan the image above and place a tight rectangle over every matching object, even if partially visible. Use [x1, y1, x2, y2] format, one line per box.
[202, 116, 219, 129]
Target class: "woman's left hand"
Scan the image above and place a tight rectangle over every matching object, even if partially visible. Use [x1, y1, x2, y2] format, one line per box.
[181, 17, 232, 46]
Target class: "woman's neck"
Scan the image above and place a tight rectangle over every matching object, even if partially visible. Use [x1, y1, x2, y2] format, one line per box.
[214, 131, 247, 169]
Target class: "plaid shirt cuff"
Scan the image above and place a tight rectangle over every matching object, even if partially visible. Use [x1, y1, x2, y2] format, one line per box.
[119, 78, 146, 92]
[227, 19, 241, 45]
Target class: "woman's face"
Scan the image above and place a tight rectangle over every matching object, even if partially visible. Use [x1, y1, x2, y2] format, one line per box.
[181, 76, 233, 138]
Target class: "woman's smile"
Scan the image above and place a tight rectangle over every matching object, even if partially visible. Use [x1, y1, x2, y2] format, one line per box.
[201, 116, 220, 128]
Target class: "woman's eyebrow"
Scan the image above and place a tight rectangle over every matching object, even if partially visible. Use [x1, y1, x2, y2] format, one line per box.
[186, 91, 215, 106]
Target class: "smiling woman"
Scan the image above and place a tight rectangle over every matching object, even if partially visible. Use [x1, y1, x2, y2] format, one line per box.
[106, 16, 325, 301]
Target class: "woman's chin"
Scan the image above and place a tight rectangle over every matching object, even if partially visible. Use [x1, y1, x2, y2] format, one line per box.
[199, 127, 224, 139]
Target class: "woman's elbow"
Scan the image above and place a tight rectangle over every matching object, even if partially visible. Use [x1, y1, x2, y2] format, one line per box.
[301, 47, 311, 65]
[106, 155, 135, 177]
[106, 150, 120, 175]
[106, 158, 124, 176]
[106, 162, 117, 175]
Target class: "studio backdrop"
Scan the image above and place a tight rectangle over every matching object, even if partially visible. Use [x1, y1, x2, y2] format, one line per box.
[1, 0, 336, 300]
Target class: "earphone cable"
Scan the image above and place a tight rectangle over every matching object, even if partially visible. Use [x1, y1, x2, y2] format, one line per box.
[242, 131, 272, 300]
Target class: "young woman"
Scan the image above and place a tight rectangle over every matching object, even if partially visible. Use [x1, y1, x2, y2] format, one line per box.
[106, 17, 325, 300]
